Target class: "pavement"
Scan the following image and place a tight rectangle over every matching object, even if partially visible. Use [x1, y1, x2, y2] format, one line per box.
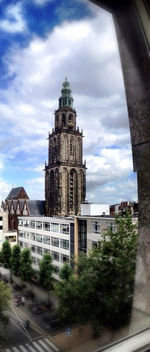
[0, 272, 130, 352]
[0, 282, 62, 352]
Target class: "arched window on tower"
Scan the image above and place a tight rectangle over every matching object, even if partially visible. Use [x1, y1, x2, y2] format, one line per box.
[63, 135, 67, 160]
[77, 137, 82, 162]
[62, 113, 66, 127]
[55, 169, 59, 195]
[69, 169, 77, 213]
[45, 171, 49, 195]
[80, 170, 85, 202]
[55, 169, 59, 212]
[49, 140, 52, 163]
[70, 137, 74, 155]
[63, 168, 68, 214]
[50, 170, 55, 213]
[53, 137, 57, 162]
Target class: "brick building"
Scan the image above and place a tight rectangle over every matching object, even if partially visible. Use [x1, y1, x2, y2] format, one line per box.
[1, 187, 45, 230]
[110, 201, 138, 216]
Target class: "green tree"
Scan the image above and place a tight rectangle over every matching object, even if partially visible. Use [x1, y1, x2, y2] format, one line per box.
[59, 263, 73, 281]
[92, 211, 137, 328]
[0, 250, 3, 263]
[10, 245, 21, 275]
[55, 212, 137, 330]
[0, 280, 11, 339]
[20, 248, 33, 282]
[2, 241, 11, 268]
[38, 254, 54, 288]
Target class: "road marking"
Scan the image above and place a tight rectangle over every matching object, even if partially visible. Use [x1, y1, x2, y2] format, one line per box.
[10, 304, 48, 342]
[44, 338, 60, 352]
[12, 347, 20, 352]
[19, 345, 29, 352]
[27, 344, 37, 352]
[13, 307, 47, 338]
[4, 338, 59, 352]
[8, 317, 30, 340]
[38, 340, 53, 352]
[32, 341, 45, 352]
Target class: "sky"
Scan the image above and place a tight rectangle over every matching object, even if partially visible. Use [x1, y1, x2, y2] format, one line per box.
[0, 0, 137, 204]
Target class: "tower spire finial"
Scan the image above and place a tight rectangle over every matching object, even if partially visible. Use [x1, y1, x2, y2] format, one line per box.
[59, 78, 73, 109]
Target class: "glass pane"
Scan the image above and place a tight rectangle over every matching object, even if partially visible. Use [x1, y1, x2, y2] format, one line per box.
[43, 222, 50, 231]
[51, 223, 59, 232]
[51, 237, 59, 247]
[60, 224, 69, 234]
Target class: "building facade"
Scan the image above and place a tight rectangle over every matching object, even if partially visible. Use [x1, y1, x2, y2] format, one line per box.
[45, 78, 86, 216]
[110, 201, 138, 216]
[0, 211, 17, 249]
[1, 187, 45, 231]
[0, 211, 8, 234]
[77, 216, 116, 253]
[17, 214, 137, 280]
[1, 187, 30, 230]
[18, 216, 74, 280]
[77, 215, 138, 253]
[81, 202, 110, 216]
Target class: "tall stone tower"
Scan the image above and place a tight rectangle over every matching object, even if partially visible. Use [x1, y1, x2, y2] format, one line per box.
[45, 78, 86, 216]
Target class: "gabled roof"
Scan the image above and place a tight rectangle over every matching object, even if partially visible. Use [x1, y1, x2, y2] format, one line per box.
[26, 200, 45, 216]
[6, 187, 29, 200]
[2, 199, 45, 216]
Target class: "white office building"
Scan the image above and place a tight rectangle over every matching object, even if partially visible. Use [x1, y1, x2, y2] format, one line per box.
[18, 214, 138, 281]
[81, 202, 110, 216]
[18, 216, 75, 280]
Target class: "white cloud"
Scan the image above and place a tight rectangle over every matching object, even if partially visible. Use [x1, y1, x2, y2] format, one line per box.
[26, 177, 43, 185]
[33, 0, 54, 5]
[86, 147, 133, 191]
[0, 157, 12, 203]
[0, 3, 26, 33]
[25, 177, 44, 200]
[2, 13, 125, 140]
[26, 164, 44, 173]
[0, 7, 137, 203]
[0, 160, 4, 170]
[0, 180, 12, 204]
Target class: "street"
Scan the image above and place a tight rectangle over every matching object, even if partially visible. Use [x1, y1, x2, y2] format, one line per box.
[0, 288, 61, 352]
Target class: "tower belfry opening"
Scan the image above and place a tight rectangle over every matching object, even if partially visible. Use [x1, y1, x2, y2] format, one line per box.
[45, 79, 86, 216]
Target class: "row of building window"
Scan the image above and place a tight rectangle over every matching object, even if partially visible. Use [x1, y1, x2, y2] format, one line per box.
[92, 222, 116, 234]
[19, 233, 69, 249]
[19, 241, 69, 263]
[19, 220, 69, 234]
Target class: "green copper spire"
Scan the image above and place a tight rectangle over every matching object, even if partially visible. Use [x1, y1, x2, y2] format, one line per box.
[59, 78, 73, 108]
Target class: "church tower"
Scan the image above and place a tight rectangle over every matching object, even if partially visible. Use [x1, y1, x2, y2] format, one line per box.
[45, 78, 86, 216]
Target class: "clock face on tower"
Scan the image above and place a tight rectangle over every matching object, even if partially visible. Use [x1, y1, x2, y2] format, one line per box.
[68, 120, 74, 127]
